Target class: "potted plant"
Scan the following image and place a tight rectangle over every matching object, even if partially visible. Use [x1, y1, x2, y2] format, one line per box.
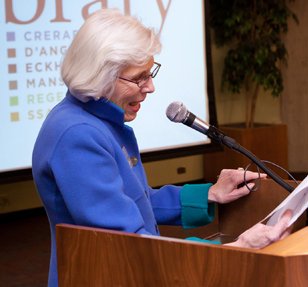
[209, 0, 298, 127]
[204, 0, 298, 180]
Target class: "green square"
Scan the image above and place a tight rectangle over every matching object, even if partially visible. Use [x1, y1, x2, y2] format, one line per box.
[10, 96, 19, 106]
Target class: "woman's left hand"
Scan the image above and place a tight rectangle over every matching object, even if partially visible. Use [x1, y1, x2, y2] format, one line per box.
[225, 209, 293, 249]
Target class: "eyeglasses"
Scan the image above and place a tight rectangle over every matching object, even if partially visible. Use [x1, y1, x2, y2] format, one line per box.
[118, 62, 161, 88]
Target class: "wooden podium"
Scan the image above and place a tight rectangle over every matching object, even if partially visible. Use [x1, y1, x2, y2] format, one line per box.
[56, 179, 308, 287]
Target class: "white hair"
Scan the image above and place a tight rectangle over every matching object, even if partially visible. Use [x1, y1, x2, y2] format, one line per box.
[61, 9, 161, 102]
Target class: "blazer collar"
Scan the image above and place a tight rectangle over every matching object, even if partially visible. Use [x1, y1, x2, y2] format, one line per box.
[66, 90, 125, 127]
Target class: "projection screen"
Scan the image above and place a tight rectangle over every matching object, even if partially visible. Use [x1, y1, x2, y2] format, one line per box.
[1, 0, 216, 174]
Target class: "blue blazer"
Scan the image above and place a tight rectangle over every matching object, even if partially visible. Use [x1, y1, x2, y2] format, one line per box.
[32, 91, 215, 287]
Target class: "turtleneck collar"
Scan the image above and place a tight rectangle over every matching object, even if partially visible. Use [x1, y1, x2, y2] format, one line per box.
[66, 90, 125, 127]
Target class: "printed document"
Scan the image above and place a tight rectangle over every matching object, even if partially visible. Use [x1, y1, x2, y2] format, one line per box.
[264, 175, 308, 227]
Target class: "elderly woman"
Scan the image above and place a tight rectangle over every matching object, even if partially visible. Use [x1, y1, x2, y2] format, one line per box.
[32, 9, 291, 287]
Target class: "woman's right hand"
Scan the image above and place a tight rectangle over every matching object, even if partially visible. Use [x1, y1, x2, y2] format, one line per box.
[208, 169, 266, 204]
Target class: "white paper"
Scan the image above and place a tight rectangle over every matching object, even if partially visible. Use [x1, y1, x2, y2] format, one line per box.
[264, 175, 308, 227]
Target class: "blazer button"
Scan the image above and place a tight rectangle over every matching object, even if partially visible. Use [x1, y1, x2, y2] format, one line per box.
[130, 157, 138, 166]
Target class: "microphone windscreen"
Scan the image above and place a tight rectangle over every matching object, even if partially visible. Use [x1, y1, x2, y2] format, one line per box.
[166, 101, 187, 123]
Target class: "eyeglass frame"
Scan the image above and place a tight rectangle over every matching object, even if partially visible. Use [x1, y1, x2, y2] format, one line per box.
[118, 62, 161, 88]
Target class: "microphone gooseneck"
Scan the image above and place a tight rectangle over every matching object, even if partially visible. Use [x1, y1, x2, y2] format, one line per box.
[166, 101, 295, 193]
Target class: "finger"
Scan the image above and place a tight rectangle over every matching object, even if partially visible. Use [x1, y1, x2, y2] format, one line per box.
[273, 209, 293, 236]
[282, 209, 293, 218]
[226, 185, 252, 201]
[235, 172, 266, 189]
[231, 171, 256, 185]
[236, 182, 255, 194]
[280, 225, 293, 240]
[241, 171, 266, 181]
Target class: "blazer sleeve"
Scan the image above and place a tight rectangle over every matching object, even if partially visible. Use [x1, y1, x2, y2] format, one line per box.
[149, 183, 215, 228]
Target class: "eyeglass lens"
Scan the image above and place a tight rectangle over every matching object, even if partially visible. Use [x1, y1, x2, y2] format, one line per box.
[137, 62, 160, 87]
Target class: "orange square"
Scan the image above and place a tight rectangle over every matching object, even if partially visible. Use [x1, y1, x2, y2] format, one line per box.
[8, 64, 17, 73]
[9, 81, 18, 90]
[10, 112, 20, 122]
[7, 48, 16, 58]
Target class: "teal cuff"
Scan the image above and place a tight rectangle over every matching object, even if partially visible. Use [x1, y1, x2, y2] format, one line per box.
[186, 237, 221, 245]
[180, 183, 215, 229]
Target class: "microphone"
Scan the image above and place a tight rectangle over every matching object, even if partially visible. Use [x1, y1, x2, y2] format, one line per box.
[166, 101, 242, 148]
[165, 101, 210, 135]
[165, 101, 295, 193]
